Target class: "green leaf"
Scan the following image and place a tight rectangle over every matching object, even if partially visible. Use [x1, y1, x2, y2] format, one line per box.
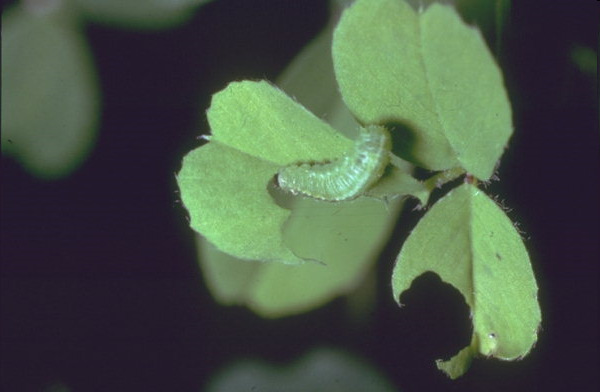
[180, 142, 301, 264]
[207, 81, 352, 165]
[435, 337, 475, 379]
[177, 81, 352, 265]
[197, 196, 403, 317]
[2, 5, 99, 180]
[206, 347, 397, 392]
[332, 0, 512, 179]
[392, 183, 541, 378]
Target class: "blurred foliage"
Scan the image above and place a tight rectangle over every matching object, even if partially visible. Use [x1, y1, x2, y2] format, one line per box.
[2, 3, 99, 179]
[41, 381, 71, 392]
[196, 196, 402, 318]
[69, 0, 214, 30]
[570, 45, 597, 77]
[2, 0, 213, 180]
[205, 347, 397, 392]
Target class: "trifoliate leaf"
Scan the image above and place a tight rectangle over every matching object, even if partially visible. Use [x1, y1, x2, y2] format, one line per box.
[332, 0, 512, 179]
[392, 183, 541, 378]
[192, 29, 407, 316]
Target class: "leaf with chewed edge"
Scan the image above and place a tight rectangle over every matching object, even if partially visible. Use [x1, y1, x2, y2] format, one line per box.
[392, 183, 540, 378]
[178, 81, 352, 265]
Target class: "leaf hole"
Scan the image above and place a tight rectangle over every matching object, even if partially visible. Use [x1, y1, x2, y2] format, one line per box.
[396, 272, 472, 360]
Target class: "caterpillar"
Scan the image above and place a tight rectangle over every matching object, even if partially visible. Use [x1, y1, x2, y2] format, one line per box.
[276, 125, 391, 201]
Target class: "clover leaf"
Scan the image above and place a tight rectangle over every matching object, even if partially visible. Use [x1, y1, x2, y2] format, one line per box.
[332, 0, 512, 179]
[179, 18, 427, 316]
[392, 183, 541, 378]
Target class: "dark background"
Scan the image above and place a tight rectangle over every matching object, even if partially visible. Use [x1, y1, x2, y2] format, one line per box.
[1, 0, 598, 391]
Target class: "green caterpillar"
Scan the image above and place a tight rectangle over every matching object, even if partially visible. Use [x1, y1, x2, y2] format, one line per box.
[277, 125, 391, 201]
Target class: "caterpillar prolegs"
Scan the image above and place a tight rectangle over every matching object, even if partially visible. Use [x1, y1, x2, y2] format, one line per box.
[276, 125, 391, 201]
